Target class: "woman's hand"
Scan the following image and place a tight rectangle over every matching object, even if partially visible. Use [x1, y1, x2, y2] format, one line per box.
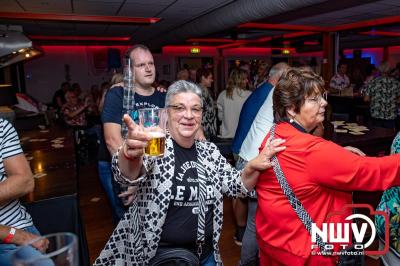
[122, 114, 151, 161]
[195, 127, 206, 141]
[344, 146, 366, 156]
[241, 137, 286, 190]
[251, 137, 286, 171]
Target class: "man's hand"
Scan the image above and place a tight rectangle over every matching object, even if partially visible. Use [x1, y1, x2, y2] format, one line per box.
[111, 82, 123, 88]
[13, 229, 49, 253]
[122, 114, 151, 160]
[156, 86, 167, 93]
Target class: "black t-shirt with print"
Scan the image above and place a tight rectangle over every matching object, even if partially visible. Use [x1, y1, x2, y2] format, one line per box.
[160, 140, 215, 259]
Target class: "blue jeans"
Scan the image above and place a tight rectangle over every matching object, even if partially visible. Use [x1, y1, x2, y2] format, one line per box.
[201, 252, 216, 266]
[98, 161, 126, 224]
[0, 225, 46, 266]
[239, 199, 259, 266]
[236, 157, 259, 266]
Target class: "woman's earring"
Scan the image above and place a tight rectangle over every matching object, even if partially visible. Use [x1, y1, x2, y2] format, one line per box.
[289, 118, 294, 123]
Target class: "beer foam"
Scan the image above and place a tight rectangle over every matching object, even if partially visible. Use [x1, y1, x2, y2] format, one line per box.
[148, 131, 165, 138]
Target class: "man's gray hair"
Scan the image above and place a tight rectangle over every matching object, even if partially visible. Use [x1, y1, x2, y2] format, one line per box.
[268, 62, 289, 80]
[165, 80, 203, 107]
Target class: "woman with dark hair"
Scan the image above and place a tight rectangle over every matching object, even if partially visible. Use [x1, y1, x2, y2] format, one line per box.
[196, 68, 217, 140]
[255, 68, 400, 265]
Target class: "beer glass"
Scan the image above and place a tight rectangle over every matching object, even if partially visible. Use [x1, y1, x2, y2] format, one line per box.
[12, 232, 78, 266]
[138, 108, 167, 157]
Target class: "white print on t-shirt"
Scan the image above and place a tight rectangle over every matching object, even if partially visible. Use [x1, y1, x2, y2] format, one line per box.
[135, 102, 158, 109]
[176, 161, 198, 182]
[172, 185, 214, 202]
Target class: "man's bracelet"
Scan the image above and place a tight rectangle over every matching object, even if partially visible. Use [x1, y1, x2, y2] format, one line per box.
[3, 227, 16, 243]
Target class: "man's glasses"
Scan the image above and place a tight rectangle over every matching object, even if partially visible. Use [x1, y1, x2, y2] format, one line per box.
[306, 91, 328, 104]
[167, 104, 202, 117]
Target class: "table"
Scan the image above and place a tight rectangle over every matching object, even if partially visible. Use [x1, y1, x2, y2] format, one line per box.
[19, 125, 77, 203]
[329, 126, 396, 156]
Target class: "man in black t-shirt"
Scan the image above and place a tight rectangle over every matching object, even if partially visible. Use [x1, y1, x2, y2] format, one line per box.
[102, 44, 166, 206]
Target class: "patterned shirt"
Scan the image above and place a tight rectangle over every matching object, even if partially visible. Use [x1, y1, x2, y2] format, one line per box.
[0, 119, 33, 229]
[61, 102, 87, 126]
[200, 86, 217, 140]
[376, 132, 400, 253]
[365, 76, 400, 120]
[329, 73, 350, 90]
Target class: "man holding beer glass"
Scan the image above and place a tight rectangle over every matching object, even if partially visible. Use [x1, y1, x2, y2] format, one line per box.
[95, 80, 286, 265]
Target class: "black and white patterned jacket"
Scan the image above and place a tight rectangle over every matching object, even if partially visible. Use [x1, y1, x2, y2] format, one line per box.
[94, 135, 249, 265]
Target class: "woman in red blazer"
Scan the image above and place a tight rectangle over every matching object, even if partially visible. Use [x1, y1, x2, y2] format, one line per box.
[256, 68, 400, 265]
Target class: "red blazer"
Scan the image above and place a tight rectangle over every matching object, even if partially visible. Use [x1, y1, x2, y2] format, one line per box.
[256, 122, 400, 265]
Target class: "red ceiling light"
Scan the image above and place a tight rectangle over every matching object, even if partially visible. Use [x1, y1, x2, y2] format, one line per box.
[304, 41, 320, 45]
[282, 31, 318, 39]
[238, 22, 325, 32]
[29, 35, 131, 41]
[0, 12, 160, 24]
[359, 31, 400, 37]
[186, 38, 235, 43]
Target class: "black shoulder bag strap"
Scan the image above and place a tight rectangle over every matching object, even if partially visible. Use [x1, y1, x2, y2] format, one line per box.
[269, 124, 329, 254]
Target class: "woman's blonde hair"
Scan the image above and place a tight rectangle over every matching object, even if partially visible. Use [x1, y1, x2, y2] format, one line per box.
[111, 73, 123, 85]
[226, 69, 248, 99]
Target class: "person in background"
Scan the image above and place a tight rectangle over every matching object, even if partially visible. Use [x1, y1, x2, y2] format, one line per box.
[256, 67, 400, 265]
[94, 80, 286, 265]
[72, 83, 83, 101]
[189, 67, 197, 83]
[52, 82, 70, 110]
[85, 85, 100, 116]
[217, 69, 251, 139]
[364, 61, 400, 129]
[196, 68, 217, 140]
[252, 62, 268, 89]
[329, 62, 350, 92]
[97, 77, 125, 224]
[176, 69, 189, 81]
[158, 80, 171, 92]
[98, 81, 112, 115]
[62, 89, 88, 127]
[390, 62, 400, 81]
[0, 119, 49, 266]
[52, 82, 70, 120]
[236, 62, 289, 265]
[376, 132, 400, 265]
[102, 44, 166, 206]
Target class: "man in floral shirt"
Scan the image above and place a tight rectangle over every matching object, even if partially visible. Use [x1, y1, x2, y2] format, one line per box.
[364, 62, 400, 129]
[329, 63, 350, 92]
